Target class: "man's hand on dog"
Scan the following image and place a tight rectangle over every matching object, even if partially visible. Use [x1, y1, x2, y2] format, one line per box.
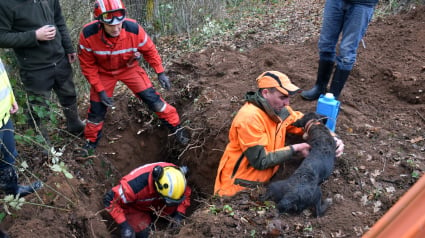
[334, 137, 344, 157]
[292, 143, 311, 157]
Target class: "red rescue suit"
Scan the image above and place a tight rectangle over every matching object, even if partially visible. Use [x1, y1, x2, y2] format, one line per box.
[78, 19, 180, 144]
[103, 162, 191, 232]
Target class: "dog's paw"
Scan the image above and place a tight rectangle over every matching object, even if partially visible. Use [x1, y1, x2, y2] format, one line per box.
[315, 198, 333, 217]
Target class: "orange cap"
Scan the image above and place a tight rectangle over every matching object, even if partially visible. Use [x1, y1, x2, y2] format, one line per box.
[256, 71, 301, 96]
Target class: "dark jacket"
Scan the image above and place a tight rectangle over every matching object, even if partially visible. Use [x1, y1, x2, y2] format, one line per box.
[0, 0, 74, 70]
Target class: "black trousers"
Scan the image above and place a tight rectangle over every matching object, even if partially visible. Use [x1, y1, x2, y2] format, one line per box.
[19, 56, 78, 108]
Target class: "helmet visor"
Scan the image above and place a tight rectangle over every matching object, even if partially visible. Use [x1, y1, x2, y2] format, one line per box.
[99, 9, 126, 25]
[164, 195, 185, 207]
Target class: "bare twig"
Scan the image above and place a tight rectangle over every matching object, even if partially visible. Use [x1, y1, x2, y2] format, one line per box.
[416, 110, 425, 123]
[90, 220, 96, 238]
[167, 125, 203, 137]
[17, 201, 72, 212]
[177, 136, 206, 160]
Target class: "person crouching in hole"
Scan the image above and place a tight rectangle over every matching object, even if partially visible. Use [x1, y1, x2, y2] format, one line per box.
[103, 162, 191, 238]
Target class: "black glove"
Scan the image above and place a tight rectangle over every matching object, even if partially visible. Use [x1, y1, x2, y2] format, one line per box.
[158, 72, 171, 90]
[168, 212, 184, 229]
[119, 221, 135, 238]
[99, 90, 114, 107]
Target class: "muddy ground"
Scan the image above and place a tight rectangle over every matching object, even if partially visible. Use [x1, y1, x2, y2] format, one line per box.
[2, 1, 425, 238]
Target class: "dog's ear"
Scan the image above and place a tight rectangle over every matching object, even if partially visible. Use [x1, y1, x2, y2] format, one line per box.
[292, 118, 304, 128]
[320, 116, 328, 125]
[292, 112, 316, 128]
[315, 113, 328, 125]
[308, 112, 322, 120]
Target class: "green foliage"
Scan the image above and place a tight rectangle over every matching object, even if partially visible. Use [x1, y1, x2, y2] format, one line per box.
[14, 129, 45, 147]
[250, 200, 275, 212]
[0, 212, 6, 223]
[2, 195, 26, 215]
[225, 0, 245, 8]
[208, 204, 235, 216]
[371, 188, 383, 200]
[209, 204, 218, 215]
[303, 224, 313, 232]
[411, 170, 420, 179]
[223, 204, 235, 216]
[250, 229, 256, 237]
[27, 95, 59, 125]
[50, 146, 74, 179]
[50, 161, 74, 179]
[375, 0, 423, 17]
[155, 1, 227, 36]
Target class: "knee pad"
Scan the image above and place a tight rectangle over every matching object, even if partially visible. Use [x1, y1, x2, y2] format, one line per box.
[88, 101, 107, 123]
[137, 88, 166, 112]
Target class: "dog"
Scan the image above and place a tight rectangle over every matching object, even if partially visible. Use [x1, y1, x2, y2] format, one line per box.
[263, 112, 337, 217]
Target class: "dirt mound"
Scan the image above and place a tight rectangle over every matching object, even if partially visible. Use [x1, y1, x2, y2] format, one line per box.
[3, 4, 425, 238]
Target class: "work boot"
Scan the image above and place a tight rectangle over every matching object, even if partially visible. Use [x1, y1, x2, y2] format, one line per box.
[63, 103, 85, 135]
[75, 141, 97, 158]
[172, 126, 190, 145]
[0, 166, 43, 197]
[73, 141, 97, 158]
[329, 68, 351, 100]
[301, 60, 334, 100]
[16, 181, 43, 198]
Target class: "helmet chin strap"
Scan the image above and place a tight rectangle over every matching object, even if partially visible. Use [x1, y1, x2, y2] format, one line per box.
[99, 24, 115, 47]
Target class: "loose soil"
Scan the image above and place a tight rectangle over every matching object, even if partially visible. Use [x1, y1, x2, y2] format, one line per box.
[3, 2, 425, 238]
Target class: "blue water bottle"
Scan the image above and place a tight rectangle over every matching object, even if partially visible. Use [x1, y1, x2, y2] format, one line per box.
[316, 93, 340, 132]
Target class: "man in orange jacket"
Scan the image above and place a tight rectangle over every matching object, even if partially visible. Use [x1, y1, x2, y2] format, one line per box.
[214, 71, 344, 197]
[78, 0, 189, 154]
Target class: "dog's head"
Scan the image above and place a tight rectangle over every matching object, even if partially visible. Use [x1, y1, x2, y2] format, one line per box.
[292, 112, 329, 140]
[292, 112, 326, 128]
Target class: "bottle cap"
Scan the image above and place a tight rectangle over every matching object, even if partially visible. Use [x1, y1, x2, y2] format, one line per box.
[325, 93, 334, 99]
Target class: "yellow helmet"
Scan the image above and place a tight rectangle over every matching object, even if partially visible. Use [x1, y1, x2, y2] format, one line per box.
[153, 166, 187, 205]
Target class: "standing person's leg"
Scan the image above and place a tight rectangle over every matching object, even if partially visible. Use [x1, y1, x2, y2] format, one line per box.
[330, 3, 375, 99]
[0, 119, 18, 167]
[125, 68, 189, 145]
[19, 68, 54, 147]
[0, 120, 42, 196]
[53, 57, 85, 135]
[82, 73, 117, 154]
[302, 0, 344, 100]
[83, 100, 107, 154]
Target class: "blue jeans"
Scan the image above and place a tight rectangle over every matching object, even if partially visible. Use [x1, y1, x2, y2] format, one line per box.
[318, 0, 375, 71]
[0, 119, 18, 169]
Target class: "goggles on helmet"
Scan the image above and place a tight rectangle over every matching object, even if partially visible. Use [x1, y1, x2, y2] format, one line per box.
[98, 9, 126, 25]
[164, 195, 186, 207]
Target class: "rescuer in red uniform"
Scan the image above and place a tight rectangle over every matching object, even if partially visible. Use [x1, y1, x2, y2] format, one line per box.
[103, 162, 191, 238]
[78, 0, 189, 154]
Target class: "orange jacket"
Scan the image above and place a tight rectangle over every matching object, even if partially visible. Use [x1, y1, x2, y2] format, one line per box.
[214, 93, 304, 197]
